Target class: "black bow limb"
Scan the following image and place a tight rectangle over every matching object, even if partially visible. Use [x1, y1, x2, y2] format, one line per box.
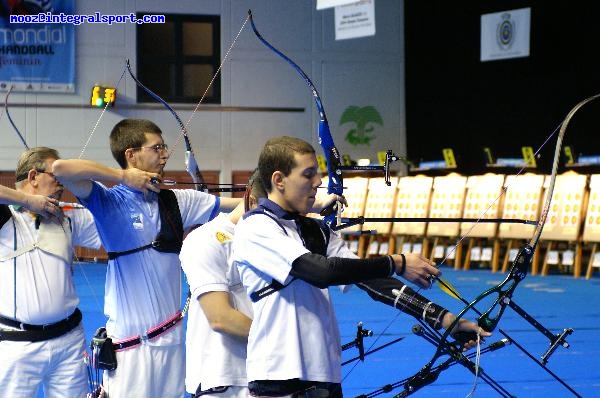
[357, 322, 514, 398]
[433, 244, 580, 397]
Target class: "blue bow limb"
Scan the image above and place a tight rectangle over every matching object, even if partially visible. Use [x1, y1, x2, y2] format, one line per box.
[125, 59, 206, 190]
[248, 10, 343, 226]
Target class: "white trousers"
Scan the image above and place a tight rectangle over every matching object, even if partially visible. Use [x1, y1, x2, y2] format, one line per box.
[0, 324, 88, 398]
[103, 342, 185, 398]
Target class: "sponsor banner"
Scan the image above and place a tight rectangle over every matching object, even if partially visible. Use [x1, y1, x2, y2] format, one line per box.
[0, 0, 75, 93]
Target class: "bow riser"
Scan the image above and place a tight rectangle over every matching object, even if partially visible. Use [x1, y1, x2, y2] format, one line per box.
[477, 244, 532, 331]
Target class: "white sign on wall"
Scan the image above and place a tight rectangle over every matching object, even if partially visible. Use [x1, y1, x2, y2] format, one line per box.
[317, 0, 360, 10]
[334, 0, 375, 40]
[481, 7, 530, 62]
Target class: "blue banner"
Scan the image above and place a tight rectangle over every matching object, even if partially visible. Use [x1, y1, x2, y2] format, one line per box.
[0, 0, 75, 93]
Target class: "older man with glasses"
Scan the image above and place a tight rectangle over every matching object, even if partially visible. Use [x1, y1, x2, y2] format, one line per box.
[0, 146, 101, 397]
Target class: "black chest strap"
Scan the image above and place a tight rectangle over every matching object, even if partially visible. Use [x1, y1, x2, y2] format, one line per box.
[247, 209, 330, 302]
[154, 189, 184, 252]
[107, 189, 184, 260]
[295, 215, 329, 257]
[0, 205, 11, 230]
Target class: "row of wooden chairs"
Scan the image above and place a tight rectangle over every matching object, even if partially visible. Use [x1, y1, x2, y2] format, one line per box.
[328, 171, 600, 279]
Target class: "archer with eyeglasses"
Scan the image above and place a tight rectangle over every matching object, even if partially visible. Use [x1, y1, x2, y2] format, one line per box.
[0, 147, 101, 397]
[52, 118, 243, 398]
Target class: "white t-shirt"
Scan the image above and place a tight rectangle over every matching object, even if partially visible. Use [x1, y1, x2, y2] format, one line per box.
[231, 206, 355, 384]
[81, 183, 219, 344]
[0, 205, 100, 325]
[180, 213, 252, 393]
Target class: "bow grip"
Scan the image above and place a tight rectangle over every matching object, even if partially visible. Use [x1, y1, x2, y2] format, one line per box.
[319, 201, 338, 217]
[478, 244, 533, 331]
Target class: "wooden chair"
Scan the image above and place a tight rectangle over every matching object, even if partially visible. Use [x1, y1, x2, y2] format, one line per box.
[426, 173, 467, 269]
[390, 175, 433, 257]
[460, 173, 506, 271]
[361, 177, 398, 257]
[539, 171, 587, 278]
[498, 173, 545, 274]
[325, 176, 370, 257]
[583, 175, 600, 279]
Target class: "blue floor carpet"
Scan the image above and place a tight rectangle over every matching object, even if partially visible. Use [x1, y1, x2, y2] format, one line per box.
[69, 263, 598, 398]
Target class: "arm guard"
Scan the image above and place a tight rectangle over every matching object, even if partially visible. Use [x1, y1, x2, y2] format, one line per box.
[356, 277, 449, 330]
[290, 253, 394, 289]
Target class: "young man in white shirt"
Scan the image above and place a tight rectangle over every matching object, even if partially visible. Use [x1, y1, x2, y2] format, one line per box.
[232, 136, 491, 397]
[181, 170, 346, 398]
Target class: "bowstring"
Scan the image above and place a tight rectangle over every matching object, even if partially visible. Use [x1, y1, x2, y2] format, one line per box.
[78, 65, 127, 160]
[74, 23, 132, 393]
[80, 5, 122, 161]
[167, 14, 250, 159]
[465, 332, 481, 398]
[427, 124, 562, 392]
[76, 13, 248, 173]
[74, 61, 129, 335]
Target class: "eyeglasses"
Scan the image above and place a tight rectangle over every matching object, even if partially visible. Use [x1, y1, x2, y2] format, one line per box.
[15, 169, 56, 182]
[36, 170, 56, 179]
[130, 144, 169, 153]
